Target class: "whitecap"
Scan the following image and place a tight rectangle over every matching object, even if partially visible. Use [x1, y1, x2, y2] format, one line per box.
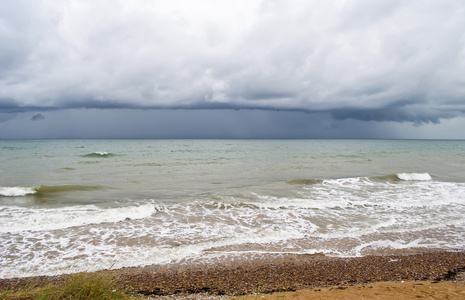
[397, 173, 432, 181]
[0, 187, 37, 197]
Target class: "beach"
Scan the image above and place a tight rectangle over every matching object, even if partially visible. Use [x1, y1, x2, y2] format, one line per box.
[114, 251, 465, 296]
[2, 0, 465, 296]
[235, 281, 465, 300]
[1, 251, 464, 298]
[1, 139, 465, 298]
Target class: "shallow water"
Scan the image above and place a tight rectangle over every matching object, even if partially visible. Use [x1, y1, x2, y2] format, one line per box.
[1, 139, 465, 278]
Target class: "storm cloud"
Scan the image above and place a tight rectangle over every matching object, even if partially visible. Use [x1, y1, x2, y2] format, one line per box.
[1, 0, 465, 138]
[31, 113, 45, 121]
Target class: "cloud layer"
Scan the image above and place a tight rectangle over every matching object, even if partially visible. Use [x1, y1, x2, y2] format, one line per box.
[1, 0, 465, 125]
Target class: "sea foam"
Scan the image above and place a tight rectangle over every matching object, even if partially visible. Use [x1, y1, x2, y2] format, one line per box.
[0, 187, 37, 197]
[0, 203, 156, 233]
[397, 172, 432, 181]
[0, 185, 105, 197]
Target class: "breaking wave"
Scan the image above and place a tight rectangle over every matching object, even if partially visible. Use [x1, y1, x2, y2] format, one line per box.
[81, 152, 116, 158]
[0, 187, 36, 197]
[0, 185, 106, 197]
[287, 173, 433, 187]
[396, 173, 432, 181]
[0, 203, 156, 233]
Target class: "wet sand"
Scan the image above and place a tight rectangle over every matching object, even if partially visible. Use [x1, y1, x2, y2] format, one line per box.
[1, 251, 464, 298]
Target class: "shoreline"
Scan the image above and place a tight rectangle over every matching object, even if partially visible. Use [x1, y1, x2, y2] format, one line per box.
[1, 251, 464, 297]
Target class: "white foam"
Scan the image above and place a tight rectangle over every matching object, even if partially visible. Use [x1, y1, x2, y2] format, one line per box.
[250, 193, 349, 210]
[0, 225, 305, 278]
[322, 177, 372, 186]
[353, 238, 436, 256]
[2, 174, 465, 278]
[0, 203, 156, 233]
[397, 173, 432, 181]
[0, 187, 37, 197]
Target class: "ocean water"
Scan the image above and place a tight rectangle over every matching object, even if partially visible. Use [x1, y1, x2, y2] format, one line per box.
[1, 139, 465, 278]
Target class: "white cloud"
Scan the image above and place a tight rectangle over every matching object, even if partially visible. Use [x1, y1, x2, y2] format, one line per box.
[1, 0, 464, 125]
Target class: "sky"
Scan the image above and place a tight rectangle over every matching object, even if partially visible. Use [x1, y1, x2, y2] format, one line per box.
[1, 0, 465, 139]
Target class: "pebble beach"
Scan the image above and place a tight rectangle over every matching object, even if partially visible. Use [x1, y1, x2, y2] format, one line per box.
[114, 251, 465, 297]
[2, 251, 464, 298]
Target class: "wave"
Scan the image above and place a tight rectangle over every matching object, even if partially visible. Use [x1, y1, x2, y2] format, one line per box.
[250, 195, 351, 210]
[1, 146, 23, 151]
[287, 173, 433, 187]
[0, 203, 156, 233]
[396, 173, 432, 181]
[81, 152, 116, 158]
[36, 185, 105, 194]
[369, 173, 432, 182]
[0, 187, 36, 197]
[0, 185, 106, 197]
[286, 178, 323, 185]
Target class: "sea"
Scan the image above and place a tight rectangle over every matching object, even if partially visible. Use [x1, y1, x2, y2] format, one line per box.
[1, 139, 465, 278]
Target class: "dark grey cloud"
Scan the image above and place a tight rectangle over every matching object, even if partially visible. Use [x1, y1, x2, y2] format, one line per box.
[2, 108, 465, 140]
[0, 109, 410, 139]
[1, 0, 465, 138]
[31, 114, 45, 121]
[0, 98, 20, 111]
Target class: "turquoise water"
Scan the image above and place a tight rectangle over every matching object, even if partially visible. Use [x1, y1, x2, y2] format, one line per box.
[1, 139, 465, 278]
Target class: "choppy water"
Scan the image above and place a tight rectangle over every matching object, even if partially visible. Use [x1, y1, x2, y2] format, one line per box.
[1, 139, 465, 278]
